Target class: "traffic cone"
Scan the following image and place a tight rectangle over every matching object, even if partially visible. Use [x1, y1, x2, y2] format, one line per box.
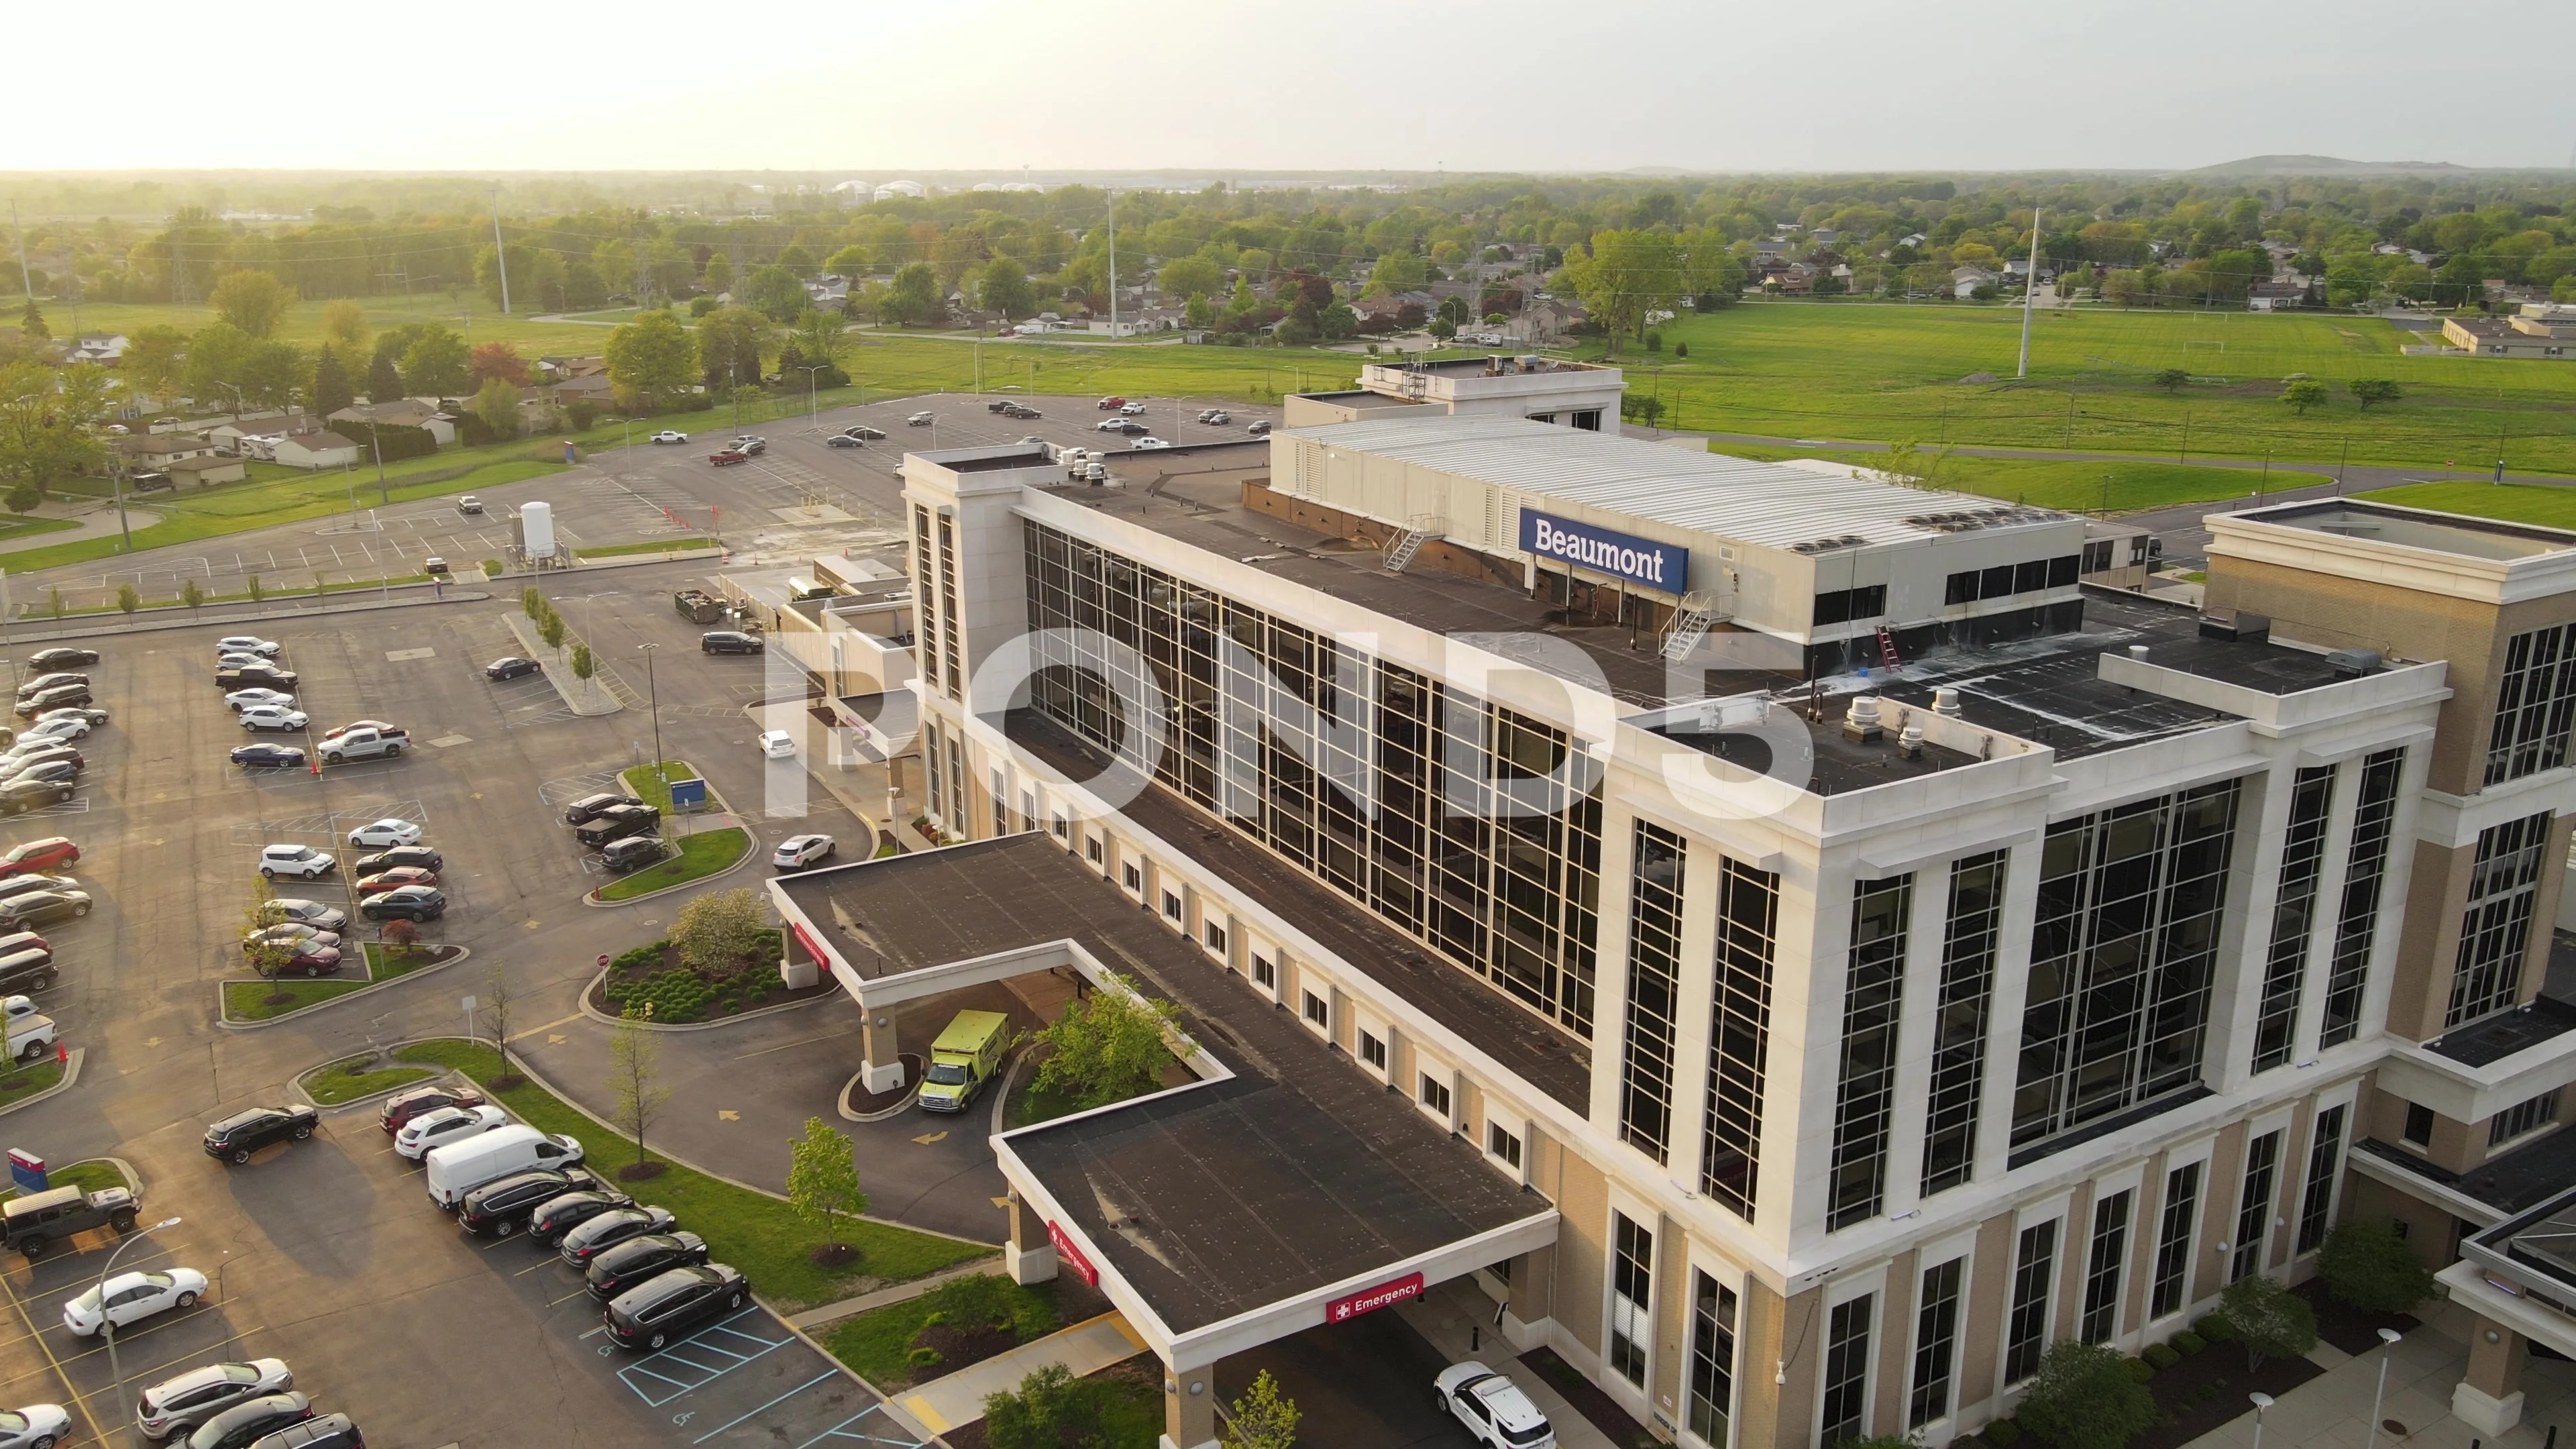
[54, 1042, 66, 1065]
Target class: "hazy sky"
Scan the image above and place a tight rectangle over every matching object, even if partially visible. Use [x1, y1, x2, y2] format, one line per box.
[9, 0, 2571, 175]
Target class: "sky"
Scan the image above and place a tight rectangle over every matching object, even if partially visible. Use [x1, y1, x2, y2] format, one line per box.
[7, 0, 2573, 175]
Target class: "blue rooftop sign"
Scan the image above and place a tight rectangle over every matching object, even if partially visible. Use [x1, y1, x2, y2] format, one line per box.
[1519, 509, 1688, 592]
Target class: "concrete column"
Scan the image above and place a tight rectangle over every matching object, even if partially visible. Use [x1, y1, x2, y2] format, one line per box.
[1162, 1357, 1218, 1449]
[1004, 1193, 1057, 1285]
[2452, 1315, 2527, 1435]
[1503, 1244, 1556, 1350]
[859, 1009, 904, 1093]
[778, 924, 818, 989]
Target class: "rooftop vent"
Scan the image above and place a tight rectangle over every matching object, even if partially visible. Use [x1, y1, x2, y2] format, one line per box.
[2327, 647, 2383, 679]
[1931, 687, 1963, 716]
[1789, 534, 1872, 554]
[1843, 695, 1884, 743]
[2198, 611, 2271, 643]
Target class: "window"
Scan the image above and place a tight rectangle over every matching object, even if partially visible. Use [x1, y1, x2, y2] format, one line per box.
[1910, 1258, 1964, 1430]
[1085, 834, 1103, 864]
[1570, 409, 1602, 431]
[924, 721, 946, 819]
[1252, 954, 1275, 989]
[1358, 1030, 1387, 1070]
[1948, 557, 2083, 604]
[1203, 922, 1227, 955]
[1925, 851, 2007, 1195]
[2151, 1161, 2200, 1319]
[2014, 781, 2242, 1149]
[1812, 584, 1886, 627]
[1301, 991, 1328, 1028]
[2015, 559, 2047, 593]
[1619, 822, 1688, 1164]
[2255, 766, 2337, 1071]
[1489, 1121, 1521, 1169]
[2004, 1220, 2057, 1384]
[1608, 1214, 1653, 1387]
[991, 769, 1010, 839]
[1122, 862, 1142, 892]
[2484, 623, 2576, 784]
[935, 513, 962, 701]
[1830, 875, 1913, 1229]
[1688, 1271, 1737, 1445]
[2490, 1088, 2561, 1146]
[1163, 890, 1183, 922]
[2404, 1102, 2434, 1147]
[1819, 1294, 1874, 1446]
[1052, 812, 1069, 840]
[912, 505, 940, 693]
[946, 738, 965, 836]
[2298, 1105, 2347, 1252]
[2322, 751, 2404, 1047]
[1702, 858, 1780, 1221]
[2082, 1190, 2133, 1342]
[2448, 812, 2551, 1026]
[1019, 790, 1036, 830]
[2231, 1130, 2281, 1282]
[1419, 1073, 1452, 1120]
[2082, 539, 2115, 573]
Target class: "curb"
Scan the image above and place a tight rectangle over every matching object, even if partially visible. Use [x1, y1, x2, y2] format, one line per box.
[785, 1255, 1008, 1331]
[839, 1061, 924, 1124]
[215, 945, 475, 1030]
[0, 1048, 82, 1119]
[502, 611, 623, 716]
[571, 547, 727, 571]
[580, 823, 758, 907]
[7, 589, 495, 644]
[288, 1055, 447, 1114]
[577, 966, 837, 1032]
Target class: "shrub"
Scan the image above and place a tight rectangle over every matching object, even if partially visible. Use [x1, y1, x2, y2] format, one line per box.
[672, 888, 768, 973]
[2015, 1340, 2157, 1449]
[481, 559, 502, 578]
[2318, 1218, 2435, 1313]
[2220, 1274, 2318, 1371]
[1982, 1421, 2022, 1447]
[602, 967, 714, 1022]
[612, 940, 667, 973]
[907, 1346, 943, 1369]
[2125, 1356, 2157, 1383]
[2171, 1330, 2206, 1355]
[1674, 341, 1688, 358]
[2143, 1342, 2180, 1369]
[566, 399, 602, 431]
[2192, 1310, 2237, 1343]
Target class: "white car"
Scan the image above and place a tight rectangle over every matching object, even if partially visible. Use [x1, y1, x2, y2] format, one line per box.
[21, 717, 87, 743]
[216, 652, 268, 670]
[223, 688, 296, 712]
[649, 430, 688, 444]
[1119, 401, 1147, 416]
[1435, 1362, 1555, 1449]
[213, 637, 280, 658]
[1, 737, 64, 761]
[257, 845, 335, 880]
[395, 1104, 510, 1161]
[905, 411, 935, 426]
[1094, 418, 1130, 432]
[757, 730, 797, 759]
[0, 1402, 70, 1449]
[1131, 437, 1169, 449]
[62, 1268, 207, 1336]
[136, 1358, 292, 1441]
[347, 818, 423, 848]
[771, 834, 835, 871]
[238, 706, 309, 733]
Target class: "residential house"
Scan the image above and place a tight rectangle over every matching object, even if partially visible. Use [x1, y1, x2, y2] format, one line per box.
[1897, 231, 1928, 250]
[536, 356, 608, 382]
[2246, 281, 2308, 312]
[163, 455, 248, 488]
[544, 372, 614, 408]
[1765, 262, 1817, 294]
[1503, 298, 1585, 343]
[1951, 265, 2001, 299]
[270, 431, 362, 470]
[806, 274, 851, 305]
[65, 333, 127, 364]
[207, 411, 316, 455]
[113, 432, 215, 466]
[329, 400, 457, 446]
[1807, 227, 1839, 246]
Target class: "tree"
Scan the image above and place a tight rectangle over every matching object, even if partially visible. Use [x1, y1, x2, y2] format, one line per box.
[2153, 368, 2190, 392]
[672, 887, 767, 973]
[471, 376, 521, 441]
[2015, 1340, 2155, 1449]
[365, 347, 402, 404]
[479, 962, 522, 1086]
[786, 1116, 868, 1263]
[1159, 256, 1226, 306]
[743, 265, 808, 325]
[115, 582, 138, 618]
[823, 244, 870, 280]
[2350, 378, 2403, 410]
[983, 1364, 1112, 1449]
[539, 609, 568, 653]
[522, 584, 545, 620]
[605, 310, 696, 411]
[246, 575, 264, 604]
[885, 263, 943, 327]
[1563, 229, 1682, 350]
[980, 256, 1036, 321]
[311, 345, 354, 419]
[0, 362, 108, 500]
[2220, 1273, 2318, 1372]
[209, 270, 294, 339]
[1031, 974, 1179, 1109]
[777, 244, 817, 278]
[240, 875, 298, 981]
[16, 301, 45, 341]
[4, 482, 36, 516]
[322, 300, 369, 358]
[184, 321, 256, 401]
[2280, 379, 2329, 415]
[2318, 1218, 2434, 1313]
[239, 341, 306, 409]
[607, 1008, 669, 1175]
[695, 307, 771, 390]
[702, 254, 735, 295]
[401, 323, 469, 397]
[122, 326, 189, 402]
[570, 642, 594, 680]
[791, 309, 847, 372]
[1222, 1369, 1301, 1449]
[180, 579, 203, 613]
[469, 341, 529, 388]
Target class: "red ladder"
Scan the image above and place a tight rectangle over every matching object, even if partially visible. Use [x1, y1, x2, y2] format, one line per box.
[1876, 625, 1902, 674]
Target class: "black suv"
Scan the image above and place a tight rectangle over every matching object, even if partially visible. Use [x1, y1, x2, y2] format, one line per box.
[352, 846, 442, 875]
[460, 1167, 599, 1236]
[561, 792, 645, 825]
[205, 1106, 319, 1164]
[214, 664, 298, 689]
[575, 805, 659, 849]
[247, 1413, 362, 1449]
[3, 1183, 138, 1258]
[600, 836, 667, 873]
[0, 943, 56, 994]
[359, 885, 443, 923]
[528, 1189, 632, 1246]
[25, 649, 97, 671]
[0, 777, 72, 815]
[585, 1230, 709, 1299]
[13, 685, 90, 718]
[700, 631, 763, 655]
[604, 1264, 749, 1350]
[186, 1392, 311, 1449]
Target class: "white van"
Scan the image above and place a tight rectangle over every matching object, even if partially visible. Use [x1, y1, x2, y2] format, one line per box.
[423, 1124, 584, 1210]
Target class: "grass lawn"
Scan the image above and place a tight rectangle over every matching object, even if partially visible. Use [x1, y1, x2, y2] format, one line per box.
[392, 1039, 989, 1307]
[302, 1054, 433, 1106]
[0, 517, 79, 545]
[360, 943, 445, 984]
[223, 978, 370, 1020]
[0, 1058, 64, 1112]
[820, 1273, 1058, 1389]
[2354, 479, 2576, 529]
[1709, 442, 2331, 514]
[592, 828, 749, 902]
[0, 1159, 125, 1203]
[579, 537, 714, 560]
[620, 759, 701, 814]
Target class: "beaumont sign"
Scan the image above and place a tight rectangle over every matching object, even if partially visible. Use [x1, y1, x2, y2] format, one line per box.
[1519, 509, 1687, 592]
[1049, 1220, 1100, 1287]
[1324, 1271, 1425, 1324]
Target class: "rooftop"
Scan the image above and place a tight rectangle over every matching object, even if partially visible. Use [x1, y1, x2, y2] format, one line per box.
[2233, 500, 2576, 562]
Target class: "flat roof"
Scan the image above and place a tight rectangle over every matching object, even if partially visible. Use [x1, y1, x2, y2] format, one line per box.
[774, 836, 1547, 1334]
[2233, 500, 2576, 561]
[1282, 413, 2071, 553]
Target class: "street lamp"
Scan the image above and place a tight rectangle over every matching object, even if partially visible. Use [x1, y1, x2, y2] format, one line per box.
[2248, 1392, 2274, 1449]
[637, 643, 663, 787]
[101, 1215, 183, 1448]
[2363, 1328, 2404, 1449]
[794, 364, 827, 423]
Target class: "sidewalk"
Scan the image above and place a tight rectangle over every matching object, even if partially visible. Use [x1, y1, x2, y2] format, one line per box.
[0, 500, 163, 553]
[895, 1311, 1148, 1434]
[2180, 1308, 2573, 1449]
[1395, 1279, 1620, 1449]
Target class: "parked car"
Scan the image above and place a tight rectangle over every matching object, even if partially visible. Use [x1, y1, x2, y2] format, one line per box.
[230, 744, 306, 771]
[214, 666, 297, 691]
[34, 706, 108, 726]
[1093, 418, 1130, 433]
[457, 495, 484, 514]
[15, 687, 89, 718]
[136, 1358, 293, 1442]
[0, 892, 88, 930]
[0, 781, 73, 815]
[456, 1167, 598, 1236]
[585, 1231, 709, 1299]
[707, 448, 748, 467]
[1434, 1362, 1555, 1449]
[22, 717, 89, 743]
[262, 898, 345, 930]
[423, 557, 449, 576]
[1096, 396, 1126, 410]
[484, 656, 540, 681]
[237, 706, 308, 733]
[1119, 401, 1147, 417]
[346, 818, 422, 849]
[0, 876, 70, 908]
[317, 727, 405, 764]
[0, 839, 77, 877]
[15, 674, 87, 700]
[223, 688, 295, 712]
[528, 1189, 632, 1246]
[319, 720, 395, 742]
[378, 1083, 486, 1134]
[733, 437, 766, 455]
[561, 792, 644, 825]
[354, 866, 437, 896]
[598, 836, 668, 874]
[1131, 437, 1169, 449]
[278, 942, 339, 975]
[699, 631, 763, 655]
[394, 1104, 511, 1161]
[559, 1205, 678, 1266]
[178, 1393, 307, 1449]
[1004, 405, 1041, 419]
[24, 649, 97, 671]
[257, 845, 334, 881]
[0, 947, 53, 996]
[842, 425, 885, 441]
[0, 1402, 70, 1449]
[757, 730, 796, 759]
[204, 1106, 319, 1164]
[1, 749, 81, 780]
[359, 886, 443, 923]
[245, 1412, 360, 1449]
[574, 805, 658, 849]
[352, 846, 441, 874]
[3, 1183, 137, 1258]
[214, 637, 281, 658]
[62, 1268, 207, 1336]
[771, 835, 835, 871]
[905, 411, 934, 426]
[649, 431, 688, 445]
[604, 1264, 749, 1350]
[824, 433, 863, 448]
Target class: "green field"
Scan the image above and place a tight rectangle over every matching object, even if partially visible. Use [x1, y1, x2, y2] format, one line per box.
[1709, 443, 2332, 515]
[2353, 480, 2576, 529]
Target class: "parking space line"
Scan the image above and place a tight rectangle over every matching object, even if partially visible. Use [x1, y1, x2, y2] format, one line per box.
[49, 1302, 223, 1369]
[691, 1370, 835, 1444]
[548, 1287, 596, 1307]
[0, 1263, 107, 1448]
[796, 1407, 919, 1448]
[515, 1256, 564, 1277]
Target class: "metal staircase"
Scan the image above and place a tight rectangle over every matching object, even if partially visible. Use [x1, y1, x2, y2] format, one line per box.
[1659, 589, 1723, 661]
[1383, 515, 1441, 573]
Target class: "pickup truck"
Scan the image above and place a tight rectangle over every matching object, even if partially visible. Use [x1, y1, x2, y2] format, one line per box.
[317, 727, 409, 765]
[674, 589, 724, 625]
[3, 1181, 136, 1258]
[3, 998, 56, 1062]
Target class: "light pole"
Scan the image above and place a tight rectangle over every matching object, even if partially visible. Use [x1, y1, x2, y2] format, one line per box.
[2248, 1392, 2274, 1449]
[637, 643, 663, 786]
[2363, 1328, 2404, 1449]
[795, 364, 826, 422]
[100, 1214, 183, 1448]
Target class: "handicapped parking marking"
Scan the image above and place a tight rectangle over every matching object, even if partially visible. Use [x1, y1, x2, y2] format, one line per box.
[613, 1309, 792, 1407]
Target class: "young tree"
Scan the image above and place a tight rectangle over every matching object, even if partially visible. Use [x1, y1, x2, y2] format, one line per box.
[468, 341, 530, 388]
[538, 609, 568, 654]
[121, 326, 189, 402]
[1032, 974, 1181, 1109]
[311, 345, 354, 419]
[2318, 1218, 2434, 1313]
[471, 376, 521, 441]
[16, 300, 46, 341]
[608, 1008, 669, 1176]
[786, 1116, 868, 1263]
[5, 482, 38, 515]
[672, 887, 767, 972]
[2220, 1273, 2319, 1372]
[322, 299, 370, 358]
[240, 875, 297, 981]
[1222, 1369, 1301, 1449]
[115, 582, 138, 618]
[570, 642, 595, 680]
[2154, 367, 2191, 392]
[605, 310, 696, 411]
[365, 347, 402, 404]
[791, 309, 847, 371]
[2013, 1340, 2155, 1449]
[246, 575, 264, 603]
[479, 961, 522, 1086]
[209, 269, 294, 339]
[2349, 378, 2403, 409]
[44, 586, 61, 620]
[402, 323, 470, 397]
[2280, 379, 2329, 415]
[983, 1364, 1110, 1449]
[180, 579, 204, 613]
[521, 584, 544, 620]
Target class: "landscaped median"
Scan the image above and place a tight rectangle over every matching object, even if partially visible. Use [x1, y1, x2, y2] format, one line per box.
[388, 1039, 989, 1309]
[220, 941, 466, 1024]
[586, 760, 753, 904]
[296, 1054, 434, 1107]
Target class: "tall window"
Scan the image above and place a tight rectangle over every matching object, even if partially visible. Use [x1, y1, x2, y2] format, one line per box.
[1829, 875, 1913, 1229]
[2254, 767, 2336, 1071]
[1608, 1214, 1653, 1387]
[1687, 1271, 1737, 1446]
[2484, 623, 2576, 784]
[2232, 1130, 2282, 1282]
[924, 720, 946, 820]
[1619, 823, 1687, 1163]
[1819, 1295, 1874, 1448]
[2448, 812, 2551, 1027]
[1909, 1258, 1964, 1430]
[912, 504, 941, 693]
[1702, 858, 1779, 1222]
[2322, 751, 2405, 1047]
[2489, 1087, 2561, 1146]
[2081, 1190, 2133, 1343]
[2015, 782, 2243, 1148]
[935, 513, 962, 702]
[2297, 1106, 2347, 1254]
[2151, 1161, 2202, 1319]
[2005, 1220, 2057, 1384]
[1924, 851, 2007, 1195]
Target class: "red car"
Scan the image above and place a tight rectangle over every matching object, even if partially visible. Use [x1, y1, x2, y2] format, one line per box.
[284, 944, 343, 976]
[708, 448, 748, 467]
[1095, 396, 1126, 410]
[355, 866, 438, 896]
[0, 838, 77, 878]
[380, 1082, 488, 1134]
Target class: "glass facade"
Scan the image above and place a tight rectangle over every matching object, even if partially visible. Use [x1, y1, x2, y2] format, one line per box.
[2448, 811, 2551, 1028]
[1619, 822, 1686, 1163]
[2485, 623, 2576, 785]
[2015, 782, 2243, 1148]
[1701, 859, 1780, 1222]
[2322, 751, 2405, 1048]
[1609, 1214, 1653, 1388]
[2253, 767, 2335, 1071]
[1022, 522, 1604, 1034]
[2151, 1161, 2201, 1319]
[1923, 851, 2007, 1195]
[2232, 1130, 2281, 1282]
[2296, 1104, 2346, 1254]
[1829, 875, 1913, 1230]
[1909, 1258, 1964, 1430]
[2081, 1189, 2133, 1343]
[2004, 1220, 2057, 1384]
[1687, 1271, 1737, 1446]
[1819, 1295, 1873, 1447]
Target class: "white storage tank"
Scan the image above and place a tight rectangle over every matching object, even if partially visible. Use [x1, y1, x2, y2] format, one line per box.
[520, 500, 556, 560]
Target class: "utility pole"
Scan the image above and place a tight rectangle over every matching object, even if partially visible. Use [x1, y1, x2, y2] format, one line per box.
[105, 452, 133, 552]
[2017, 205, 2043, 379]
[1106, 190, 1118, 341]
[490, 189, 511, 315]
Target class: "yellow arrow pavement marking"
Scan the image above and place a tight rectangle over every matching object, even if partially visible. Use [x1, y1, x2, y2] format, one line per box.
[912, 1130, 948, 1145]
[547, 1034, 568, 1044]
[717, 1110, 739, 1121]
[507, 1012, 585, 1042]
